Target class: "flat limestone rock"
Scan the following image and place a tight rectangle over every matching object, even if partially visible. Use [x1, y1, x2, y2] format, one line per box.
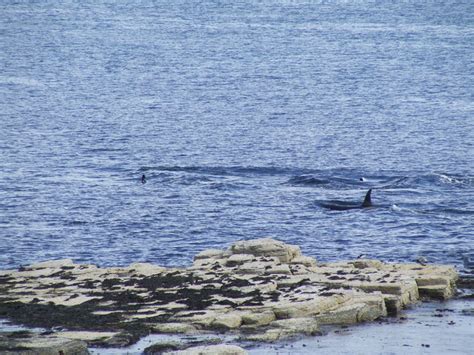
[0, 238, 459, 351]
[241, 311, 275, 326]
[269, 317, 320, 335]
[225, 254, 255, 267]
[211, 313, 243, 330]
[194, 249, 226, 261]
[26, 259, 75, 270]
[54, 331, 117, 341]
[127, 263, 167, 276]
[240, 329, 283, 342]
[0, 332, 89, 355]
[290, 256, 317, 267]
[229, 238, 301, 263]
[171, 310, 224, 327]
[151, 322, 198, 334]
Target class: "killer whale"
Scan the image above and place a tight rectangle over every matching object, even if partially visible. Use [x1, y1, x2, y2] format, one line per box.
[319, 189, 373, 211]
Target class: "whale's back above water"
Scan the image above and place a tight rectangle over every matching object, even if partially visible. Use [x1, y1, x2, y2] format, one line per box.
[319, 189, 373, 211]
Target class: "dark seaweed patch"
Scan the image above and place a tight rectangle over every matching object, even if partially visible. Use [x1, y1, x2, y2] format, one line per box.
[222, 278, 251, 288]
[0, 302, 122, 330]
[102, 278, 122, 289]
[0, 276, 14, 285]
[83, 280, 96, 288]
[35, 282, 67, 290]
[61, 266, 75, 270]
[135, 273, 201, 290]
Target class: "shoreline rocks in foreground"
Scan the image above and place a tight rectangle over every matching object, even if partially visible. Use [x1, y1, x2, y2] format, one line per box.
[0, 238, 458, 354]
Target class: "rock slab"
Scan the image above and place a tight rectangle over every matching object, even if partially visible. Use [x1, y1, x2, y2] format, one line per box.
[0, 238, 458, 348]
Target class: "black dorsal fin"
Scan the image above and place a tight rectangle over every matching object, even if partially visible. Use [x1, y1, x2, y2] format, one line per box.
[362, 189, 372, 207]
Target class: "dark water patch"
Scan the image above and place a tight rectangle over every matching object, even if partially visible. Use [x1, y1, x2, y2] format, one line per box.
[206, 181, 249, 191]
[65, 220, 88, 226]
[287, 175, 331, 186]
[83, 148, 124, 153]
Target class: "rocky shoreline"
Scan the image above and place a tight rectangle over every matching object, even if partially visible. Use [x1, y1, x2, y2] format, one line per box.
[0, 238, 459, 354]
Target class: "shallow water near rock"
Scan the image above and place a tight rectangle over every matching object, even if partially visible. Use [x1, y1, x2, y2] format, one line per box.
[249, 298, 474, 355]
[1, 2, 473, 273]
[83, 298, 473, 354]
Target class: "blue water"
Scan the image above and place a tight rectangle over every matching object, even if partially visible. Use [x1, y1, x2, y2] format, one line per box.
[1, 0, 473, 270]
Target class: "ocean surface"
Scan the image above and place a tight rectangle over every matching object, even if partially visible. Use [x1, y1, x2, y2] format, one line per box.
[1, 0, 473, 271]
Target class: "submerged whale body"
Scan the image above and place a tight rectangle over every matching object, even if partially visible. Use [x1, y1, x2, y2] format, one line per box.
[319, 189, 373, 211]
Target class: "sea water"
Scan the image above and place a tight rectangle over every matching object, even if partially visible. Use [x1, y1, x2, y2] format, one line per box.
[1, 0, 473, 270]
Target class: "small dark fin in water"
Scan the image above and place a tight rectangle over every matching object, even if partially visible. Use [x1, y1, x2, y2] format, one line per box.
[362, 189, 372, 207]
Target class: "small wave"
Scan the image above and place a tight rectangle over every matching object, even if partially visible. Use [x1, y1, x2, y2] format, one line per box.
[390, 204, 402, 212]
[380, 173, 473, 189]
[439, 208, 474, 216]
[65, 220, 88, 226]
[207, 181, 247, 191]
[288, 175, 330, 186]
[139, 165, 309, 177]
[84, 147, 124, 153]
[436, 173, 472, 186]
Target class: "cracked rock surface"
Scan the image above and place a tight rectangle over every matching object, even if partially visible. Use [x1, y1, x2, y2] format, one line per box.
[0, 238, 458, 351]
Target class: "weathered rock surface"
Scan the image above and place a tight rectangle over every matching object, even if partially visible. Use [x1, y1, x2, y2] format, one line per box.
[0, 238, 458, 350]
[0, 331, 89, 355]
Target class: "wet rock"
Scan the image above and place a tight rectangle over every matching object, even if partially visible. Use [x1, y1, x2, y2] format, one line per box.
[144, 340, 186, 354]
[240, 329, 283, 342]
[0, 331, 89, 355]
[383, 295, 402, 316]
[419, 285, 455, 300]
[54, 331, 117, 342]
[0, 238, 460, 351]
[55, 330, 134, 347]
[151, 322, 198, 334]
[357, 301, 387, 322]
[318, 303, 364, 325]
[269, 317, 320, 336]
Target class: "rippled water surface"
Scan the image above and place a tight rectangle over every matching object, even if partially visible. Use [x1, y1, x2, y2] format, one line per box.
[1, 0, 473, 269]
